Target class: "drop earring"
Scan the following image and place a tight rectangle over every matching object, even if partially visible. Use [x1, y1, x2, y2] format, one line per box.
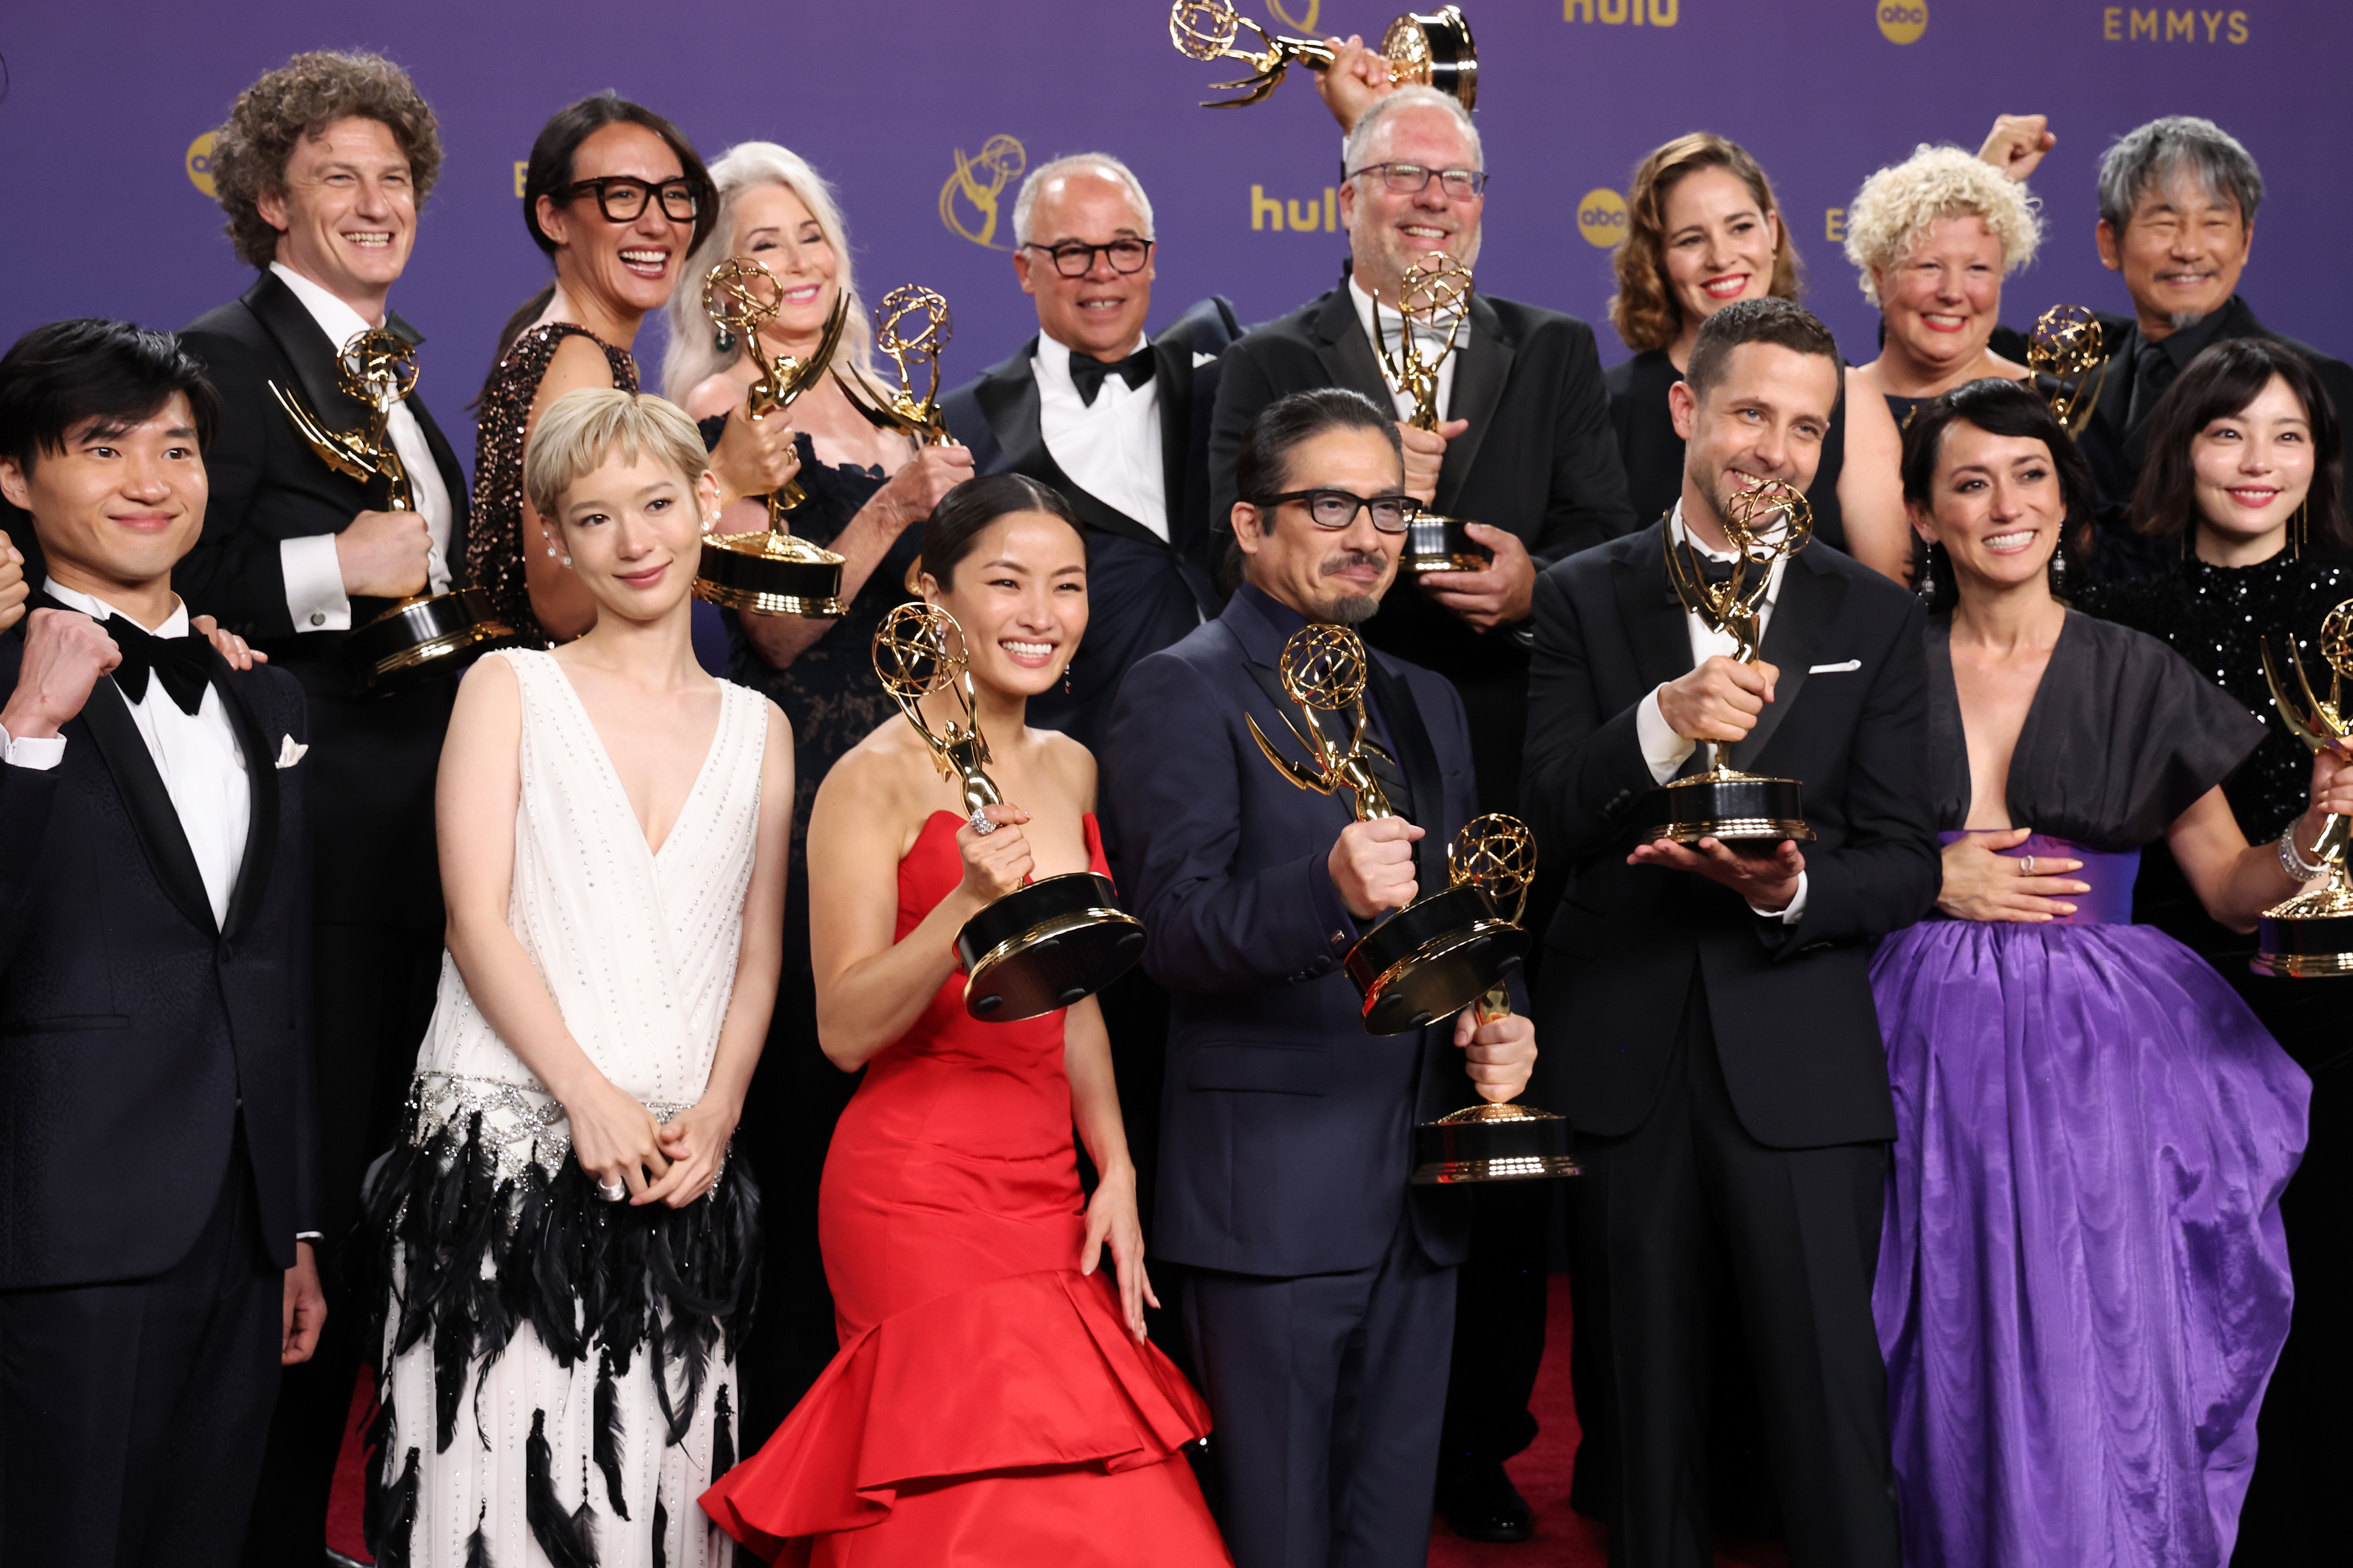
[2049, 539, 2069, 595]
[1915, 541, 1938, 604]
[715, 324, 736, 355]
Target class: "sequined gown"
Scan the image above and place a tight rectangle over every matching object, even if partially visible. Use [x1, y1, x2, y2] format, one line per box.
[467, 323, 638, 648]
[1870, 612, 2310, 1568]
[2078, 547, 2353, 1562]
[364, 650, 767, 1568]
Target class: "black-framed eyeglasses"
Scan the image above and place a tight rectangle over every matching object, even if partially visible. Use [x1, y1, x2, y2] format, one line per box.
[1258, 489, 1418, 534]
[1022, 239, 1156, 278]
[558, 175, 704, 224]
[1344, 162, 1489, 200]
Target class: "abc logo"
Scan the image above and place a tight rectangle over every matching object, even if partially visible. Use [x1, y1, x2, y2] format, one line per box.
[185, 132, 218, 197]
[1877, 1, 1927, 43]
[1577, 188, 1628, 249]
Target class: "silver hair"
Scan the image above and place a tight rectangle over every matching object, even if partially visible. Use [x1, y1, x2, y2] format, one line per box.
[660, 141, 884, 406]
[1341, 85, 1483, 179]
[1011, 152, 1156, 249]
[2096, 116, 2264, 233]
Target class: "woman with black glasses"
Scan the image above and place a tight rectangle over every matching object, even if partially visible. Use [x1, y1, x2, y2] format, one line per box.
[465, 93, 799, 645]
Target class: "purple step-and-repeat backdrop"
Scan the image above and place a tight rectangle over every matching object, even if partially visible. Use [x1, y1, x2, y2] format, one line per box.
[3, 0, 2347, 485]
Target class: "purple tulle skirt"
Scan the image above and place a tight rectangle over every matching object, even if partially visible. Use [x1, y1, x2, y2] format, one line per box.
[1871, 848, 2309, 1568]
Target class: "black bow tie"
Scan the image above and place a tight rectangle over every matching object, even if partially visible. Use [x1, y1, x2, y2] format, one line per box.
[107, 616, 212, 716]
[1066, 344, 1155, 407]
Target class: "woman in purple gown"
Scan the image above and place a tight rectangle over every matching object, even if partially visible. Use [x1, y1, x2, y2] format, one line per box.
[1871, 378, 2349, 1567]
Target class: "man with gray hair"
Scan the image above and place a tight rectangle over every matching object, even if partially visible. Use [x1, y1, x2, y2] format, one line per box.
[2061, 115, 2353, 577]
[1209, 66, 1634, 1545]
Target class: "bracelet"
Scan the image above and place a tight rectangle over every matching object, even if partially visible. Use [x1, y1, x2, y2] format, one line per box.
[2278, 825, 2328, 882]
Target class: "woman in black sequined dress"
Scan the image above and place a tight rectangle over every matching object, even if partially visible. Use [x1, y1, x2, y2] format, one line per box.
[2075, 336, 2352, 1565]
[667, 142, 972, 1446]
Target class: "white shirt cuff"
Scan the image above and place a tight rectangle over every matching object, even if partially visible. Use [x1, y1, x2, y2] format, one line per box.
[1751, 871, 1808, 925]
[0, 722, 65, 770]
[1635, 686, 1698, 785]
[281, 535, 351, 632]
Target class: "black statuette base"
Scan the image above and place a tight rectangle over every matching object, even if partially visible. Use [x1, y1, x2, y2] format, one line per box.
[2251, 906, 2353, 978]
[1411, 1103, 1581, 1185]
[1639, 770, 1815, 858]
[347, 589, 524, 694]
[1345, 883, 1529, 1036]
[957, 871, 1147, 1022]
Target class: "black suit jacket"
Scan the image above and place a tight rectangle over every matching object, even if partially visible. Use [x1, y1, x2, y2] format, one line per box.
[179, 272, 469, 931]
[1992, 295, 2353, 582]
[1521, 524, 1938, 1149]
[1102, 586, 1506, 1276]
[942, 297, 1241, 760]
[0, 611, 316, 1288]
[1208, 271, 1637, 815]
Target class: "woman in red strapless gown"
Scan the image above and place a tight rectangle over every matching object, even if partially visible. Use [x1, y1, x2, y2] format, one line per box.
[703, 476, 1229, 1566]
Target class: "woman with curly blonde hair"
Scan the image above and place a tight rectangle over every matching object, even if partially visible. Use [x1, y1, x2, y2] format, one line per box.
[1845, 144, 2044, 423]
[1603, 132, 1912, 582]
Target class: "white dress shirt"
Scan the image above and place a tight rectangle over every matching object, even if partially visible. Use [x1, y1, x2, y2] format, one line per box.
[1350, 274, 1468, 425]
[1034, 333, 1169, 542]
[269, 262, 454, 632]
[31, 583, 251, 925]
[1632, 504, 1807, 923]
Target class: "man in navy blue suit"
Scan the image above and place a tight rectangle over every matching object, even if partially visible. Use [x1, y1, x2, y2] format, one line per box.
[1103, 388, 1538, 1568]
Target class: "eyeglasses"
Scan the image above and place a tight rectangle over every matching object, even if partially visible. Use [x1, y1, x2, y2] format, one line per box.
[558, 175, 704, 224]
[1259, 489, 1418, 534]
[1345, 162, 1489, 200]
[1022, 239, 1156, 278]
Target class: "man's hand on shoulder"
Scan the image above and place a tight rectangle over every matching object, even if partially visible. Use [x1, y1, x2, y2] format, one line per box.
[335, 509, 432, 600]
[1420, 523, 1535, 630]
[1658, 656, 1777, 746]
[1628, 835, 1805, 913]
[1, 608, 120, 740]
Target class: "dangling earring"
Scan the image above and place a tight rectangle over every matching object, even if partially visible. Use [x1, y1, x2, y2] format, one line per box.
[715, 324, 736, 355]
[2292, 499, 2308, 562]
[2049, 541, 2069, 595]
[1914, 540, 1938, 604]
[1063, 657, 1074, 697]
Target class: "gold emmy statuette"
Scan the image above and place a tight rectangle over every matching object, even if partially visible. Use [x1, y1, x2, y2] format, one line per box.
[873, 602, 1146, 1020]
[691, 258, 851, 619]
[1639, 479, 1821, 853]
[1410, 815, 1579, 1184]
[269, 330, 519, 692]
[1168, 1, 1477, 109]
[838, 285, 956, 446]
[2028, 303, 2111, 439]
[2252, 598, 2353, 977]
[1377, 252, 1493, 577]
[1248, 623, 1528, 1034]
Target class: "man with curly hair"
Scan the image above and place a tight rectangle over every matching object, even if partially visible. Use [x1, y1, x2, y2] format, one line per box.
[172, 50, 469, 1566]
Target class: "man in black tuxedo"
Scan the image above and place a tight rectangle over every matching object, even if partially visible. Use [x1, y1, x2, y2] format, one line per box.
[1986, 115, 2353, 581]
[1524, 298, 1938, 1567]
[171, 52, 465, 1561]
[0, 320, 322, 1568]
[1104, 389, 1538, 1568]
[942, 152, 1239, 759]
[1208, 82, 1635, 1536]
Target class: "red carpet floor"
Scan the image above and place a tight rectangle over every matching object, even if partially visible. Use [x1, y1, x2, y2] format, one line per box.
[326, 1275, 1789, 1566]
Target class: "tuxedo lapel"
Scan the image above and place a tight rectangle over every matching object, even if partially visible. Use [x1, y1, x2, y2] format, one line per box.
[76, 679, 218, 938]
[1613, 525, 1697, 694]
[1728, 555, 1844, 772]
[243, 272, 369, 433]
[212, 664, 280, 942]
[1151, 335, 1194, 542]
[1365, 654, 1449, 889]
[978, 342, 1176, 554]
[1309, 286, 1391, 406]
[1435, 295, 1511, 515]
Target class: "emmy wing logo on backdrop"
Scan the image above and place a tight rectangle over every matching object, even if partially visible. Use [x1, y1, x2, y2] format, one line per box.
[939, 135, 1027, 251]
[186, 132, 216, 195]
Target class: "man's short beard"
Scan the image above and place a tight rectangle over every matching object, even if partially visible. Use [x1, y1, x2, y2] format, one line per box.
[1315, 592, 1381, 626]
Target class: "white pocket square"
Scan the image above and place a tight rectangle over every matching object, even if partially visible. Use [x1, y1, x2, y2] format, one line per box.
[1193, 351, 1218, 368]
[276, 735, 308, 769]
[1808, 659, 1861, 675]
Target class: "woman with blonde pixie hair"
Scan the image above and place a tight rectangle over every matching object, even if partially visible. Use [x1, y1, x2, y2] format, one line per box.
[364, 387, 794, 1567]
[1604, 132, 1912, 582]
[1847, 144, 2044, 423]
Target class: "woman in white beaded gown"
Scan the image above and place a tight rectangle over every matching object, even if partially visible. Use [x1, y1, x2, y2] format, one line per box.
[363, 388, 793, 1568]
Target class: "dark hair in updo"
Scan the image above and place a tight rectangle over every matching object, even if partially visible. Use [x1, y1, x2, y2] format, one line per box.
[1899, 377, 2095, 610]
[919, 472, 1086, 589]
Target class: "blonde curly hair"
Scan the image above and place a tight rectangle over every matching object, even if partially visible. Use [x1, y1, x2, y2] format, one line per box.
[1842, 145, 2041, 307]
